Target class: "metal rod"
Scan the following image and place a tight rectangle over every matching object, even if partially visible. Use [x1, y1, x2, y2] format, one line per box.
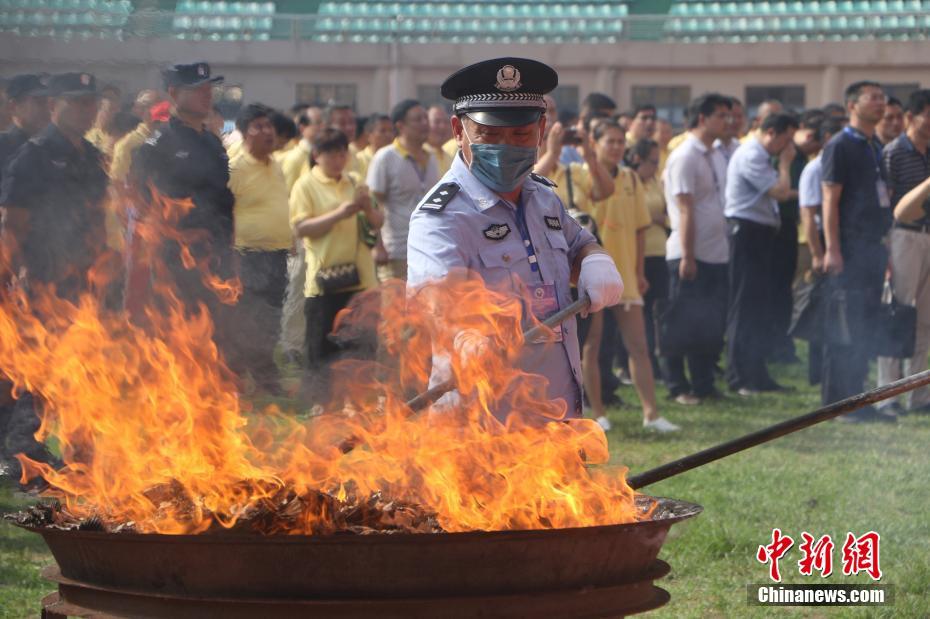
[405, 295, 591, 413]
[627, 368, 930, 490]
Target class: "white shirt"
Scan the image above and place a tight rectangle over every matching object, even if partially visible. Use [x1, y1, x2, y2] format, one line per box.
[799, 154, 824, 230]
[663, 134, 729, 264]
[724, 137, 780, 227]
[366, 142, 439, 260]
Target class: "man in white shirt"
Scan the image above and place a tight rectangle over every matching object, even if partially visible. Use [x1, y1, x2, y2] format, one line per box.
[661, 93, 732, 404]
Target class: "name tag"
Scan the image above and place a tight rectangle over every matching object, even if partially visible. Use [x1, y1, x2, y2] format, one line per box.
[877, 179, 891, 209]
[526, 282, 563, 344]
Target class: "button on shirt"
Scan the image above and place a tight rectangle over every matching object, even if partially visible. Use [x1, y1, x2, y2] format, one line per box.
[724, 137, 780, 227]
[228, 150, 292, 251]
[883, 132, 930, 225]
[663, 134, 729, 263]
[407, 154, 598, 421]
[367, 139, 439, 261]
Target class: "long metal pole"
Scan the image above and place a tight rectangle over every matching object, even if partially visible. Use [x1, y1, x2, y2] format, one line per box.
[405, 295, 591, 412]
[627, 369, 930, 490]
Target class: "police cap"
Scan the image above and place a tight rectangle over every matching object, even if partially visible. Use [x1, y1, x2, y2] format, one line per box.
[162, 62, 224, 90]
[440, 57, 557, 128]
[6, 74, 49, 100]
[47, 72, 98, 98]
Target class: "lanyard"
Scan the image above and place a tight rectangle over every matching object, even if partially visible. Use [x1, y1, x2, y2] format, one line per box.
[843, 126, 882, 174]
[513, 196, 543, 280]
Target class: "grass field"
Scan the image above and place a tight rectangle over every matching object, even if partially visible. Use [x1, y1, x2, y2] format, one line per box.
[1, 346, 928, 618]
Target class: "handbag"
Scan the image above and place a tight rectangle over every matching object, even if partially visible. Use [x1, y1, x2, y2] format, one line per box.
[875, 280, 917, 358]
[315, 262, 361, 294]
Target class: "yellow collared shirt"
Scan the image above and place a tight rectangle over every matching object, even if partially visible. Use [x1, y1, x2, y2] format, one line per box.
[228, 150, 292, 251]
[281, 139, 311, 192]
[109, 122, 150, 183]
[667, 131, 689, 153]
[289, 165, 376, 297]
[442, 137, 458, 159]
[642, 175, 668, 258]
[550, 162, 592, 213]
[425, 142, 453, 175]
[355, 144, 377, 180]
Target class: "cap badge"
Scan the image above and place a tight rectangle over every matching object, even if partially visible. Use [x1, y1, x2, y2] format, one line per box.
[495, 65, 521, 92]
[80, 73, 90, 86]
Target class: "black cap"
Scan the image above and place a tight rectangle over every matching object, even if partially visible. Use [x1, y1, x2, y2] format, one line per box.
[47, 72, 98, 98]
[440, 57, 557, 127]
[162, 62, 223, 89]
[6, 74, 49, 99]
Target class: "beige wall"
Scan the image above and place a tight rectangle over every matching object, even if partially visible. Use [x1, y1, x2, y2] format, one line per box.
[2, 35, 926, 115]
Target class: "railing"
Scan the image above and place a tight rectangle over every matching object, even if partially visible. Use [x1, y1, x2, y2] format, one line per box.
[1, 9, 930, 43]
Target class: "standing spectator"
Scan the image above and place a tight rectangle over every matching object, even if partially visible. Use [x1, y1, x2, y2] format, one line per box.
[270, 110, 298, 155]
[85, 83, 121, 159]
[746, 99, 783, 138]
[876, 89, 930, 414]
[366, 99, 438, 282]
[561, 92, 616, 165]
[355, 114, 394, 180]
[0, 75, 49, 185]
[656, 117, 674, 172]
[627, 138, 669, 378]
[724, 113, 798, 395]
[799, 116, 848, 386]
[661, 93, 732, 405]
[425, 104, 454, 175]
[615, 111, 633, 133]
[228, 103, 292, 394]
[325, 104, 362, 175]
[715, 97, 745, 164]
[876, 96, 905, 147]
[626, 104, 657, 146]
[290, 128, 382, 399]
[281, 106, 323, 191]
[109, 90, 162, 185]
[821, 81, 895, 422]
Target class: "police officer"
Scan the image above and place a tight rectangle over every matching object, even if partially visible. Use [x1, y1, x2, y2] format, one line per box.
[0, 72, 107, 474]
[407, 58, 624, 423]
[0, 74, 50, 185]
[130, 62, 239, 364]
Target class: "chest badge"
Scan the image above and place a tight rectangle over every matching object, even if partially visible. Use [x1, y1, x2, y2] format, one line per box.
[484, 223, 511, 240]
[544, 216, 562, 230]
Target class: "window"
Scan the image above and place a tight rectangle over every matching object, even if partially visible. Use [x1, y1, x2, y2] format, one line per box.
[745, 85, 805, 119]
[551, 85, 580, 114]
[295, 83, 357, 109]
[631, 85, 691, 128]
[882, 83, 919, 105]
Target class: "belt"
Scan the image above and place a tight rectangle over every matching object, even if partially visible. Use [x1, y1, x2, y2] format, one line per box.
[894, 221, 930, 234]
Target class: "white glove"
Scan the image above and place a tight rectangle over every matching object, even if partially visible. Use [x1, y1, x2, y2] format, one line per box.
[577, 253, 623, 316]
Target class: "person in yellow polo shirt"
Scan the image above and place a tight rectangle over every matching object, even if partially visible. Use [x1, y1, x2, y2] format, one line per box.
[587, 120, 679, 432]
[290, 127, 382, 399]
[228, 103, 294, 394]
[425, 104, 454, 175]
[110, 92, 163, 184]
[280, 106, 323, 192]
[355, 113, 394, 180]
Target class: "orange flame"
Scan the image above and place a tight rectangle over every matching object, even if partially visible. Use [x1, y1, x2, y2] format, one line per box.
[0, 192, 646, 534]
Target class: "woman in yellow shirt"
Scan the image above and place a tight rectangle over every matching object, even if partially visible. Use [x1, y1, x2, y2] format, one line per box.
[587, 121, 679, 432]
[289, 128, 383, 397]
[626, 138, 669, 382]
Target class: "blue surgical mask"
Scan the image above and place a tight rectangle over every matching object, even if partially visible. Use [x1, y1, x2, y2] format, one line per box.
[463, 126, 538, 193]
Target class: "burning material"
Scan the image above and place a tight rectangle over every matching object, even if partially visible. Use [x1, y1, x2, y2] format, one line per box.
[0, 191, 646, 536]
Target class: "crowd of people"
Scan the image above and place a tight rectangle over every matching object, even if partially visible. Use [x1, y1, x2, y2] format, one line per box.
[0, 59, 927, 474]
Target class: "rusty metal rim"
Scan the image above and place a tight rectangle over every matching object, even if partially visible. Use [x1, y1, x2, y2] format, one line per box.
[17, 496, 702, 545]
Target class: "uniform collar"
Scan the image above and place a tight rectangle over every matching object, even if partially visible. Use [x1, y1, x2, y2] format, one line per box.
[450, 150, 537, 212]
[310, 164, 347, 185]
[169, 115, 206, 135]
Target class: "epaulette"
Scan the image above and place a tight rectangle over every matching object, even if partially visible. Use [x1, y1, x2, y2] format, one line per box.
[530, 172, 558, 188]
[419, 182, 460, 212]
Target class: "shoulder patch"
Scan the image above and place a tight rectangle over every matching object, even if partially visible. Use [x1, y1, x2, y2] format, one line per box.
[530, 172, 558, 188]
[419, 182, 460, 212]
[544, 215, 562, 230]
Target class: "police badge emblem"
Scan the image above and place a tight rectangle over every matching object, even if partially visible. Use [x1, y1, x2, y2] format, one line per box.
[495, 65, 522, 92]
[483, 223, 511, 240]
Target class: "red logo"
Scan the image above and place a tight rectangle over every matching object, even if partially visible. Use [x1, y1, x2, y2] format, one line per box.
[841, 531, 882, 581]
[798, 532, 835, 578]
[757, 528, 795, 582]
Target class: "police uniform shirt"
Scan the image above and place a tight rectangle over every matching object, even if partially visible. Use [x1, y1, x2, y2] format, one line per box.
[407, 154, 598, 420]
[0, 125, 30, 185]
[0, 123, 107, 285]
[132, 116, 235, 249]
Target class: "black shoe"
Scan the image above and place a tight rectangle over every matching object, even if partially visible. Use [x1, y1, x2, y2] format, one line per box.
[836, 406, 897, 424]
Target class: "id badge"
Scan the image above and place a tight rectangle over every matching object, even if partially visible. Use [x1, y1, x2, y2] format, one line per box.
[527, 282, 563, 344]
[877, 179, 891, 208]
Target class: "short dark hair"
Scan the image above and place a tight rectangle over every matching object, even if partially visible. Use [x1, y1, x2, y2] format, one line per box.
[391, 98, 421, 125]
[906, 89, 930, 116]
[290, 102, 309, 116]
[799, 109, 825, 129]
[625, 138, 659, 169]
[591, 119, 624, 142]
[365, 113, 391, 133]
[581, 109, 610, 132]
[633, 104, 657, 118]
[844, 81, 882, 104]
[728, 96, 744, 109]
[817, 117, 847, 144]
[761, 112, 800, 134]
[311, 127, 349, 155]
[272, 110, 298, 141]
[822, 102, 846, 117]
[235, 103, 273, 135]
[687, 93, 731, 129]
[886, 96, 903, 109]
[581, 92, 617, 113]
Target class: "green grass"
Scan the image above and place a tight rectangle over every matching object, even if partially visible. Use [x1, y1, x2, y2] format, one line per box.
[1, 346, 928, 617]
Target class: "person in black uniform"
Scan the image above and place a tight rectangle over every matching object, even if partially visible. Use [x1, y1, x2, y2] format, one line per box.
[0, 72, 107, 474]
[130, 62, 240, 372]
[0, 74, 50, 185]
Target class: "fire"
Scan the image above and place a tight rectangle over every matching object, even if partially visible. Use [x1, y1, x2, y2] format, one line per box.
[0, 191, 646, 535]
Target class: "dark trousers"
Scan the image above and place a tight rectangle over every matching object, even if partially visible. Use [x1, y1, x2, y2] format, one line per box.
[770, 217, 799, 360]
[235, 250, 288, 388]
[662, 259, 729, 397]
[643, 255, 669, 376]
[599, 310, 623, 403]
[304, 290, 357, 402]
[821, 239, 888, 406]
[725, 218, 777, 390]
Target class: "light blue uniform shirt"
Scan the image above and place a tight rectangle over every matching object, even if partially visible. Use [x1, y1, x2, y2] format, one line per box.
[724, 137, 780, 227]
[407, 154, 598, 421]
